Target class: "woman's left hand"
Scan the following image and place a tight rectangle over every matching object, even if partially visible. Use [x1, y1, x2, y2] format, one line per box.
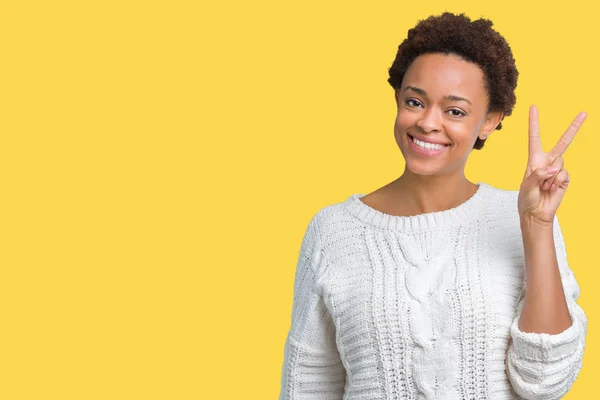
[518, 105, 587, 226]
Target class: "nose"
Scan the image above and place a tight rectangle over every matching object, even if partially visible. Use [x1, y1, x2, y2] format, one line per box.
[416, 107, 442, 133]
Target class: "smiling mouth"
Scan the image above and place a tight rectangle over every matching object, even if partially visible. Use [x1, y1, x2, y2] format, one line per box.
[408, 134, 451, 148]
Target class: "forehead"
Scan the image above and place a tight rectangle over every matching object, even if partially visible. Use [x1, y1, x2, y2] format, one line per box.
[402, 53, 487, 100]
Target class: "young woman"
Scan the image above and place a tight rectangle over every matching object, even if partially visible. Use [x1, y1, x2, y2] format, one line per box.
[278, 12, 587, 400]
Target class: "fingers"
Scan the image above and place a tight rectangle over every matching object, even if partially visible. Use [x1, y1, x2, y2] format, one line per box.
[548, 111, 587, 158]
[528, 105, 542, 158]
[541, 156, 564, 190]
[533, 166, 558, 185]
[534, 165, 570, 192]
[553, 169, 570, 190]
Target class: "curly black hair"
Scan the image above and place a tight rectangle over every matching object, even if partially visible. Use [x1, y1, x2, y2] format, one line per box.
[388, 12, 519, 150]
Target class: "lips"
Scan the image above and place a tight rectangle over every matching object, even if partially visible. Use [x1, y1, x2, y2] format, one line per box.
[408, 134, 451, 147]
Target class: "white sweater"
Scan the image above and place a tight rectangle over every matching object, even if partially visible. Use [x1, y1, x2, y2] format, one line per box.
[278, 182, 587, 400]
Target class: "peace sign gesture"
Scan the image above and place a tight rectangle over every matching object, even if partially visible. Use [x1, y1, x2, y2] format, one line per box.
[518, 105, 587, 226]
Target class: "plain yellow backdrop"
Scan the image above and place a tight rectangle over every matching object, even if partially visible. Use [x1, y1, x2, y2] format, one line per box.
[0, 1, 597, 399]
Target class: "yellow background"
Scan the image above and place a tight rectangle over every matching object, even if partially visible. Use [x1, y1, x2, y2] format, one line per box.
[0, 1, 597, 399]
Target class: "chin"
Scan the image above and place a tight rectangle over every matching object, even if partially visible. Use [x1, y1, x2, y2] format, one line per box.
[404, 159, 443, 176]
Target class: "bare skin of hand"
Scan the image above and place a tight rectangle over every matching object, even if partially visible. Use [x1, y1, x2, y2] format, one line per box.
[518, 105, 587, 226]
[517, 105, 587, 334]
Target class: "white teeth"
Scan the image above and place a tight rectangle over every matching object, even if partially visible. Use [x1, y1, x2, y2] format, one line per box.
[412, 136, 447, 150]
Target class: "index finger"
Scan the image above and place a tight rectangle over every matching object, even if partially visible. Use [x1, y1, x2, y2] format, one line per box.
[548, 111, 587, 159]
[529, 105, 542, 158]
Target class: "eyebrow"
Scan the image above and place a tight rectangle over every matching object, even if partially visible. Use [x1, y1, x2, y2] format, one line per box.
[402, 86, 472, 105]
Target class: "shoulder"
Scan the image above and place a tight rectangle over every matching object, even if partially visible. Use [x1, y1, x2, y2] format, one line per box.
[481, 181, 519, 203]
[309, 195, 363, 239]
[474, 183, 523, 243]
[479, 182, 520, 217]
[301, 195, 367, 265]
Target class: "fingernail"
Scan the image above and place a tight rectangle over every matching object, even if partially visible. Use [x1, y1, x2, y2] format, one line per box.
[547, 167, 559, 173]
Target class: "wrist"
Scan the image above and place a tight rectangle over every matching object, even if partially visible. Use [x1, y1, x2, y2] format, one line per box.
[519, 214, 554, 231]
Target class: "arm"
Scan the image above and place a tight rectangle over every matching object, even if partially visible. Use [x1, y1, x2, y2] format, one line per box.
[506, 215, 588, 400]
[278, 214, 346, 400]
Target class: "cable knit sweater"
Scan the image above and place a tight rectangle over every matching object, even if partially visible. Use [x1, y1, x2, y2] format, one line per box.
[278, 182, 587, 400]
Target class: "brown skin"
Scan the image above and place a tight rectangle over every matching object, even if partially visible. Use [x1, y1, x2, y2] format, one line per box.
[516, 106, 586, 334]
[362, 52, 580, 335]
[361, 53, 503, 216]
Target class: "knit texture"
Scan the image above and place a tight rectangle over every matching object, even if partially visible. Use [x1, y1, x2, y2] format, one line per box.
[278, 182, 587, 400]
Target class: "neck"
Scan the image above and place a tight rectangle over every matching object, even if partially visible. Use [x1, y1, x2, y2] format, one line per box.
[390, 169, 478, 215]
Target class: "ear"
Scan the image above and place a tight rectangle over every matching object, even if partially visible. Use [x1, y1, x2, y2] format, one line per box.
[478, 111, 504, 140]
[394, 89, 400, 108]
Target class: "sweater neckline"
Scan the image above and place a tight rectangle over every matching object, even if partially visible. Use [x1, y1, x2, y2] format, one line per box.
[343, 182, 492, 232]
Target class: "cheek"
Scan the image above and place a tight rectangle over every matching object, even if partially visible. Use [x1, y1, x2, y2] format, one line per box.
[394, 110, 414, 131]
[394, 114, 412, 149]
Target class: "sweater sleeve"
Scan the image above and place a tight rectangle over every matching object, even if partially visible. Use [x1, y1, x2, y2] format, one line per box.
[278, 213, 346, 400]
[506, 215, 588, 400]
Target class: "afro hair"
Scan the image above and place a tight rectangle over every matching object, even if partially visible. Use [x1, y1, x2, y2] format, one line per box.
[388, 12, 519, 150]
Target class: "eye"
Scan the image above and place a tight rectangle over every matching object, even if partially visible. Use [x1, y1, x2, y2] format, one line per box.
[448, 109, 466, 117]
[405, 98, 423, 108]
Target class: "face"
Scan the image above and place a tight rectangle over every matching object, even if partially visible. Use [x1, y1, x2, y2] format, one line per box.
[394, 52, 502, 177]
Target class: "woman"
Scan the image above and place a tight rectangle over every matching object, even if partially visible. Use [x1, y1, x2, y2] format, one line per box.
[278, 12, 587, 400]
